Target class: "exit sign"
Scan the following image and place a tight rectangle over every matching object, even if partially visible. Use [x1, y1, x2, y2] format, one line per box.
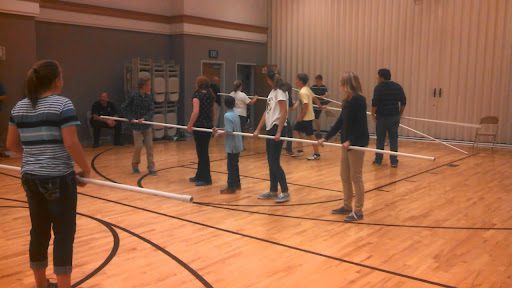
[208, 49, 218, 59]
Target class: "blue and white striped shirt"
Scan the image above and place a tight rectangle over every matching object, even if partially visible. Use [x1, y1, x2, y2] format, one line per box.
[9, 95, 80, 176]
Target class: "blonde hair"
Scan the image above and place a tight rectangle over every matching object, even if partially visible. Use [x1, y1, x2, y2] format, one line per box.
[340, 71, 362, 95]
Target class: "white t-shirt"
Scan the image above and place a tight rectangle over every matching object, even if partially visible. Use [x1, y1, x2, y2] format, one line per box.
[265, 89, 288, 130]
[230, 91, 251, 117]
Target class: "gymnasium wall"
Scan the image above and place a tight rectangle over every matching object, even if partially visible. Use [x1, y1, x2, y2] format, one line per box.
[269, 0, 512, 144]
[0, 13, 37, 137]
[35, 21, 174, 141]
[173, 34, 267, 122]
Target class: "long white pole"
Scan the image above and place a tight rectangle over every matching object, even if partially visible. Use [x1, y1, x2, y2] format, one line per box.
[0, 164, 193, 202]
[397, 122, 469, 154]
[292, 88, 343, 105]
[233, 92, 480, 128]
[402, 116, 481, 128]
[103, 116, 435, 161]
[228, 96, 466, 154]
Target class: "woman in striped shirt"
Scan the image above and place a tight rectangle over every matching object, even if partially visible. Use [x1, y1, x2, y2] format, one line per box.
[7, 60, 90, 288]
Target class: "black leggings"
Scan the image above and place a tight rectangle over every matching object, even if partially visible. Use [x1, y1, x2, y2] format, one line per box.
[21, 172, 77, 275]
[266, 125, 288, 193]
[193, 131, 212, 183]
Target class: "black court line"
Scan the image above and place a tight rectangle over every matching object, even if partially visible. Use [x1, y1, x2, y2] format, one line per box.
[0, 196, 213, 288]
[91, 147, 119, 183]
[0, 171, 20, 179]
[76, 192, 455, 288]
[194, 202, 512, 231]
[174, 154, 474, 207]
[0, 203, 120, 288]
[135, 151, 266, 187]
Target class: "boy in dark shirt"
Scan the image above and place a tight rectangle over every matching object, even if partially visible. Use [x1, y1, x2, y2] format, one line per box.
[311, 74, 330, 138]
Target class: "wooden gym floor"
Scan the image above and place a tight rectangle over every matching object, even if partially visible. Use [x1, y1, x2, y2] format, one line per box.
[0, 137, 511, 288]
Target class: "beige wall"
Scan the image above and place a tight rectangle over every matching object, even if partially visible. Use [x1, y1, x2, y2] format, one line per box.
[270, 0, 512, 144]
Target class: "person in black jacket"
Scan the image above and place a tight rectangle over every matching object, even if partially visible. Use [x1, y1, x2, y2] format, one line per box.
[371, 69, 406, 168]
[90, 92, 122, 147]
[319, 72, 369, 222]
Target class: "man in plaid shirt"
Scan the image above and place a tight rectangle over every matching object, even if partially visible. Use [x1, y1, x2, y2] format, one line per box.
[122, 77, 156, 175]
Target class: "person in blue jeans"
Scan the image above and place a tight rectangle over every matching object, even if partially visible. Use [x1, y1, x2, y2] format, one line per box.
[7, 60, 90, 288]
[253, 69, 289, 203]
[214, 95, 243, 193]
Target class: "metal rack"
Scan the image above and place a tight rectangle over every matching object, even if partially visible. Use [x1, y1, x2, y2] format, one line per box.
[124, 58, 180, 140]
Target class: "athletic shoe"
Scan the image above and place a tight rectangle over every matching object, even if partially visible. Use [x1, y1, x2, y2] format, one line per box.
[189, 177, 197, 182]
[132, 167, 141, 174]
[344, 211, 364, 222]
[148, 170, 158, 176]
[220, 187, 237, 194]
[331, 207, 352, 215]
[306, 154, 321, 160]
[195, 181, 212, 186]
[275, 193, 290, 203]
[391, 163, 398, 168]
[257, 192, 277, 200]
[372, 160, 382, 166]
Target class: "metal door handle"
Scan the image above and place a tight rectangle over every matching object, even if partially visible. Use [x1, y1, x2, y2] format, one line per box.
[433, 88, 437, 98]
[439, 88, 442, 98]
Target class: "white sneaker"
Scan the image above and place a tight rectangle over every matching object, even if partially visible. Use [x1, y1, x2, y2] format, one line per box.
[306, 154, 321, 160]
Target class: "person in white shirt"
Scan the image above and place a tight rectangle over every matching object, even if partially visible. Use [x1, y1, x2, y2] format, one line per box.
[253, 69, 289, 203]
[229, 80, 257, 130]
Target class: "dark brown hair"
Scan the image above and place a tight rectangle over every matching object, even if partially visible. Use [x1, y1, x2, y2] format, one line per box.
[26, 60, 62, 108]
[232, 80, 243, 92]
[266, 69, 284, 91]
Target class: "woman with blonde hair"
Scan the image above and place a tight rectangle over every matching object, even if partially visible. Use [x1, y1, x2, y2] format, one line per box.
[319, 72, 369, 222]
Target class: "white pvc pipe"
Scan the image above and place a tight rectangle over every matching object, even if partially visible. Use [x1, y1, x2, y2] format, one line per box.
[292, 88, 343, 105]
[363, 112, 469, 154]
[102, 116, 435, 161]
[397, 123, 469, 154]
[0, 164, 193, 202]
[402, 116, 481, 128]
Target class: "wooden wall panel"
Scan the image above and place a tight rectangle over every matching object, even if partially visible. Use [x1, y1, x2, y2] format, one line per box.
[269, 0, 512, 144]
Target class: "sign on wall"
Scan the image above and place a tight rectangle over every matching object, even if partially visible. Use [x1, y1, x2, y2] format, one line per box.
[208, 49, 218, 59]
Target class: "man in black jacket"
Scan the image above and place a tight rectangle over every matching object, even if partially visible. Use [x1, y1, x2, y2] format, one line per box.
[371, 69, 406, 168]
[90, 92, 122, 147]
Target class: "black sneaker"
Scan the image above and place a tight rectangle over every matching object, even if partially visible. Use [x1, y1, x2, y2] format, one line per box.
[331, 207, 352, 215]
[344, 211, 364, 222]
[391, 163, 398, 168]
[195, 181, 212, 186]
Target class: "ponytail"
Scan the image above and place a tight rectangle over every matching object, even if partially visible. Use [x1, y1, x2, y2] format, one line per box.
[232, 80, 242, 92]
[266, 69, 284, 91]
[25, 60, 62, 108]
